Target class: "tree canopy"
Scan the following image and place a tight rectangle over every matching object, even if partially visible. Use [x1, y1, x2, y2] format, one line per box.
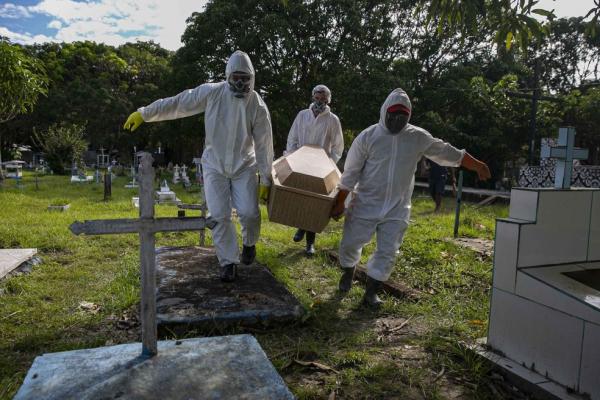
[2, 0, 600, 184]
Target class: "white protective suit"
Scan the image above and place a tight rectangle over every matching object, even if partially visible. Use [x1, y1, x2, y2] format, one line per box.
[286, 104, 344, 163]
[138, 50, 274, 266]
[338, 88, 465, 281]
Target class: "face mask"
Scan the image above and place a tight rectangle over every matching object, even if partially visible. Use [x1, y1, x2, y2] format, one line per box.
[312, 101, 326, 114]
[385, 112, 409, 134]
[228, 74, 251, 98]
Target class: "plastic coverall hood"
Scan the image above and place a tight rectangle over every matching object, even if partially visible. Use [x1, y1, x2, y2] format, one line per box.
[379, 88, 412, 133]
[226, 50, 255, 96]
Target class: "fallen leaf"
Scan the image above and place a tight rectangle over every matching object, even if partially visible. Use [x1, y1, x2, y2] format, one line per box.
[78, 301, 101, 314]
[293, 359, 339, 374]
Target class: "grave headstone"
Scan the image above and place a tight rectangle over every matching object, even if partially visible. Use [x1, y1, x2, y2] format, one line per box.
[156, 180, 181, 205]
[125, 164, 138, 188]
[96, 147, 109, 168]
[172, 164, 181, 184]
[519, 127, 600, 188]
[192, 157, 203, 184]
[181, 165, 190, 187]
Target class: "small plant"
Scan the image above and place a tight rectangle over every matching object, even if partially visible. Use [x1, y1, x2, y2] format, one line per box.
[33, 123, 88, 175]
[49, 198, 69, 206]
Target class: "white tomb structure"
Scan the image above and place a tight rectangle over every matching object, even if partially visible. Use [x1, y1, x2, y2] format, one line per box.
[125, 165, 138, 188]
[485, 128, 600, 399]
[172, 164, 181, 184]
[4, 160, 24, 178]
[70, 161, 93, 183]
[181, 164, 191, 187]
[96, 147, 109, 168]
[156, 180, 181, 205]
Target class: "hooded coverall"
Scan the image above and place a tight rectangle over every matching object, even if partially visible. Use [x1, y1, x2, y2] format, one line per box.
[138, 51, 274, 267]
[338, 89, 464, 281]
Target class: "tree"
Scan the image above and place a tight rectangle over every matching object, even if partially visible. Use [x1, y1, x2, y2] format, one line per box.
[33, 123, 88, 175]
[5, 41, 174, 164]
[0, 40, 48, 178]
[421, 0, 599, 51]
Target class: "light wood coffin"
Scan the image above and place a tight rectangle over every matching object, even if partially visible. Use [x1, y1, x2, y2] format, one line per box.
[268, 145, 341, 233]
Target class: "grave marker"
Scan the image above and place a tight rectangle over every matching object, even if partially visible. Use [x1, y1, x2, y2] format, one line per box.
[70, 153, 215, 356]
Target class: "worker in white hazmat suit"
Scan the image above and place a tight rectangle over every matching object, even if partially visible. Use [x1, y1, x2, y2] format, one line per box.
[123, 50, 274, 283]
[330, 88, 490, 307]
[285, 84, 344, 256]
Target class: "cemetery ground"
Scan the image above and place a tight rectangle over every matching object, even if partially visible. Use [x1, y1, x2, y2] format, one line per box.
[0, 172, 508, 400]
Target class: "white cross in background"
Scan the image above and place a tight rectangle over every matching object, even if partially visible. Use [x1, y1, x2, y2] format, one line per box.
[540, 127, 589, 189]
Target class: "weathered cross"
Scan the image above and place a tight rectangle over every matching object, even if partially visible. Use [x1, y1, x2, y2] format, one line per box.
[540, 127, 589, 189]
[70, 152, 216, 357]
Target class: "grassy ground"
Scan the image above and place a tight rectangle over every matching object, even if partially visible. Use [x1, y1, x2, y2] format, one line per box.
[0, 172, 508, 399]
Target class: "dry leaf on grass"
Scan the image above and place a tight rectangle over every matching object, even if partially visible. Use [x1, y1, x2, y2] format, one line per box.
[293, 359, 339, 374]
[78, 301, 101, 314]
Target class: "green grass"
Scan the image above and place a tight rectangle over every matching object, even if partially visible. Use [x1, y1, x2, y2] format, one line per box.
[0, 173, 508, 399]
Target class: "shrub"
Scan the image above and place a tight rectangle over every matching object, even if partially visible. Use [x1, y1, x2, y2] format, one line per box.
[34, 123, 88, 175]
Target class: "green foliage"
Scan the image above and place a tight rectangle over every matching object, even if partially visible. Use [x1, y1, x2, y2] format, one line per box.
[422, 0, 551, 51]
[562, 87, 600, 164]
[5, 41, 174, 163]
[1, 1, 599, 183]
[0, 41, 48, 124]
[33, 123, 88, 175]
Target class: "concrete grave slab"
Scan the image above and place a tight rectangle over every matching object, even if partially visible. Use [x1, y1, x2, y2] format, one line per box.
[14, 334, 294, 400]
[0, 248, 37, 279]
[156, 246, 304, 326]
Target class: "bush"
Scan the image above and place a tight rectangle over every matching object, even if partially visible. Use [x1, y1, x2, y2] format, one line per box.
[34, 123, 88, 175]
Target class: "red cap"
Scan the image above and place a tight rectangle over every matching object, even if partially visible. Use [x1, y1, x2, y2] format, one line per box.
[387, 103, 411, 115]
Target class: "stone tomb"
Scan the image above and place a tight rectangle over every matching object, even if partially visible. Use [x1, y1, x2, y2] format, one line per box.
[155, 246, 304, 326]
[482, 187, 600, 399]
[15, 335, 292, 400]
[155, 180, 181, 205]
[268, 145, 341, 233]
[4, 160, 24, 178]
[0, 248, 37, 279]
[15, 153, 294, 400]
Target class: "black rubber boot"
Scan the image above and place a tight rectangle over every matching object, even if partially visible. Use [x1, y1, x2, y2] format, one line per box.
[363, 276, 383, 308]
[338, 267, 355, 293]
[241, 245, 256, 265]
[305, 232, 316, 257]
[293, 229, 305, 242]
[220, 263, 237, 282]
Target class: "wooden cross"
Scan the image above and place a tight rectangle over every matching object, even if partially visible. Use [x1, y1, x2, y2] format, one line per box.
[70, 152, 216, 357]
[540, 127, 589, 189]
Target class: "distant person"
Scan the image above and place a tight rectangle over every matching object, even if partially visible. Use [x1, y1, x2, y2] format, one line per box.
[123, 50, 274, 283]
[331, 88, 490, 307]
[285, 84, 343, 256]
[427, 159, 456, 213]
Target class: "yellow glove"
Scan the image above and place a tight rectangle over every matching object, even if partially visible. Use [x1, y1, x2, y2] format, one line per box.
[123, 111, 144, 131]
[259, 185, 270, 203]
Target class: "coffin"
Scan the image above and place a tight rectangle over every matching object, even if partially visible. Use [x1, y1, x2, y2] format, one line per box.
[267, 145, 341, 233]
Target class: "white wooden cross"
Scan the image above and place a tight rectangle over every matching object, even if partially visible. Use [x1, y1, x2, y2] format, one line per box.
[70, 153, 216, 356]
[540, 127, 589, 189]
